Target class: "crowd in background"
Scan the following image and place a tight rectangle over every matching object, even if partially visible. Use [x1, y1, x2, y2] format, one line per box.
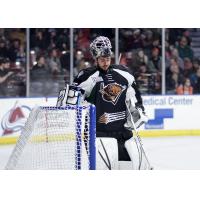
[0, 28, 200, 97]
[165, 29, 200, 95]
[29, 29, 70, 96]
[0, 29, 26, 97]
[118, 28, 162, 94]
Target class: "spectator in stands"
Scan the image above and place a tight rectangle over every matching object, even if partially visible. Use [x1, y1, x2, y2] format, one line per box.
[170, 48, 184, 70]
[56, 29, 69, 51]
[119, 29, 134, 52]
[46, 48, 61, 74]
[152, 37, 161, 52]
[193, 68, 200, 93]
[2, 57, 25, 97]
[30, 55, 50, 96]
[30, 55, 59, 97]
[135, 64, 150, 94]
[183, 57, 194, 77]
[167, 28, 186, 46]
[31, 55, 50, 81]
[145, 47, 162, 94]
[31, 29, 47, 52]
[8, 39, 25, 62]
[8, 39, 21, 62]
[0, 39, 8, 58]
[76, 29, 90, 51]
[166, 58, 184, 94]
[130, 49, 148, 76]
[189, 65, 200, 91]
[177, 36, 194, 60]
[182, 29, 191, 46]
[143, 30, 154, 51]
[176, 78, 193, 95]
[192, 58, 200, 73]
[47, 29, 57, 50]
[143, 30, 161, 57]
[9, 28, 26, 45]
[131, 29, 144, 50]
[148, 47, 161, 73]
[16, 45, 26, 64]
[0, 58, 14, 97]
[60, 50, 70, 75]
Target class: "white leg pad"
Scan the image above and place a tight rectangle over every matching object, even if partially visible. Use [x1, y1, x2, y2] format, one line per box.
[96, 137, 119, 170]
[125, 137, 141, 170]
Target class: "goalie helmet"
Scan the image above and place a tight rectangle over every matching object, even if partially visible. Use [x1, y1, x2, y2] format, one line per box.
[90, 36, 112, 58]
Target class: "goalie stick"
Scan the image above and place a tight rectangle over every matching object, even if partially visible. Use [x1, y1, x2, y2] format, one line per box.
[126, 103, 153, 170]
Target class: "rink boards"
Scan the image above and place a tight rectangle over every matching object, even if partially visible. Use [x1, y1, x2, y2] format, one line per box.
[0, 95, 200, 144]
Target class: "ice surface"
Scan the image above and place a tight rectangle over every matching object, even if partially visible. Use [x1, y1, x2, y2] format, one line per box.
[1, 136, 200, 170]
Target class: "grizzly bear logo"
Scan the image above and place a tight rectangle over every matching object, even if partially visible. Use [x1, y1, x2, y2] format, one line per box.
[99, 83, 125, 105]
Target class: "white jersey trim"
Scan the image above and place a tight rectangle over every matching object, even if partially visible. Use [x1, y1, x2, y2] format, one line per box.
[113, 69, 135, 86]
[78, 71, 100, 97]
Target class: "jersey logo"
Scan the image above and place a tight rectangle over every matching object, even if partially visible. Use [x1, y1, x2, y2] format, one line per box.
[98, 111, 126, 124]
[99, 83, 126, 105]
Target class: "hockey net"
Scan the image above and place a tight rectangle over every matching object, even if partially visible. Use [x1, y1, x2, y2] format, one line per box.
[6, 105, 96, 170]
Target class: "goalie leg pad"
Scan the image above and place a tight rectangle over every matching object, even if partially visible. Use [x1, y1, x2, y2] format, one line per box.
[96, 137, 119, 170]
[125, 137, 142, 170]
[97, 131, 132, 161]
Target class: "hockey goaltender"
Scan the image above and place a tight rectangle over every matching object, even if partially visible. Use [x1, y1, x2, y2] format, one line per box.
[57, 36, 153, 170]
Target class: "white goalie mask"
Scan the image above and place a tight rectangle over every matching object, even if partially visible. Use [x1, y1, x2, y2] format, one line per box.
[90, 36, 112, 58]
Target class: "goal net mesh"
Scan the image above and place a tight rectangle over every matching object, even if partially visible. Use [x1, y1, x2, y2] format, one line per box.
[6, 105, 96, 170]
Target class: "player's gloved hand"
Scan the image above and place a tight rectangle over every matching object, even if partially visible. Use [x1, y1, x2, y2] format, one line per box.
[134, 107, 148, 129]
[66, 85, 85, 105]
[56, 84, 85, 106]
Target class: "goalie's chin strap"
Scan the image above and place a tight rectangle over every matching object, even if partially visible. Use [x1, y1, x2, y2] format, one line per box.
[98, 139, 111, 170]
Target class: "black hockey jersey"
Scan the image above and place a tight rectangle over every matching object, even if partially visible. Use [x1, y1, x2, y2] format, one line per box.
[74, 64, 144, 133]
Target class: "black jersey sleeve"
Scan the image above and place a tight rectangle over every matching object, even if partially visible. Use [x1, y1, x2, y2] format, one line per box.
[73, 66, 97, 84]
[131, 81, 144, 111]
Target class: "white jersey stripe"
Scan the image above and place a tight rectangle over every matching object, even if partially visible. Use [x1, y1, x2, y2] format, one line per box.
[78, 71, 100, 97]
[113, 69, 135, 86]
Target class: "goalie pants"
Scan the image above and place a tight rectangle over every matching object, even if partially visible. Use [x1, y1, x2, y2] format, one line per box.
[97, 130, 132, 161]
